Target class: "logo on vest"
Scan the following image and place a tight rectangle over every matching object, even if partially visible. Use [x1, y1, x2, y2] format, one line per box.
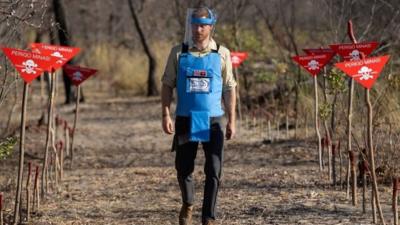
[188, 77, 210, 93]
[194, 70, 207, 77]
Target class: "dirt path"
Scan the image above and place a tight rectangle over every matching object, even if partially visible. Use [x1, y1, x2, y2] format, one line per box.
[2, 94, 396, 225]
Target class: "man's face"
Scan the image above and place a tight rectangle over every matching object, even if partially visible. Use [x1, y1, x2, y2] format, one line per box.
[191, 23, 213, 43]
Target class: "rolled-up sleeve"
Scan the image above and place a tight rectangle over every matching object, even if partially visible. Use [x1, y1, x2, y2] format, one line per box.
[220, 47, 237, 92]
[161, 46, 180, 88]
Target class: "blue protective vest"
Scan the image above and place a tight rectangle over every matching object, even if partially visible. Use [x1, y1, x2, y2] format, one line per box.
[176, 44, 224, 141]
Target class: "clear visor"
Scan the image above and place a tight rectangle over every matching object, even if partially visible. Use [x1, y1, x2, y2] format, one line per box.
[183, 8, 216, 46]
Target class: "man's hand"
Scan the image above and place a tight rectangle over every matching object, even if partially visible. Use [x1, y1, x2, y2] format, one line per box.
[225, 121, 236, 140]
[222, 88, 236, 140]
[162, 115, 174, 134]
[161, 84, 174, 135]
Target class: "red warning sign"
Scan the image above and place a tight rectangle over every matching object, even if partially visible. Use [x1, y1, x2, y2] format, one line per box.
[231, 52, 248, 68]
[63, 64, 97, 86]
[2, 47, 56, 83]
[30, 43, 80, 70]
[335, 55, 390, 89]
[303, 48, 335, 56]
[329, 42, 378, 61]
[292, 53, 333, 76]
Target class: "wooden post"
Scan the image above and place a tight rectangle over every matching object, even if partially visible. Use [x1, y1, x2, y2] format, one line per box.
[332, 144, 337, 186]
[362, 149, 368, 214]
[234, 67, 243, 128]
[346, 20, 356, 203]
[338, 140, 343, 188]
[268, 120, 272, 142]
[349, 150, 357, 206]
[42, 70, 56, 198]
[393, 177, 399, 225]
[13, 83, 29, 225]
[33, 165, 40, 212]
[314, 76, 322, 171]
[59, 141, 64, 181]
[276, 118, 281, 140]
[366, 89, 386, 225]
[1, 192, 3, 225]
[324, 124, 332, 181]
[70, 85, 81, 169]
[26, 162, 32, 222]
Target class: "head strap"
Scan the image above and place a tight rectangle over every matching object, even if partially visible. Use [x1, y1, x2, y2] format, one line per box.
[191, 7, 216, 25]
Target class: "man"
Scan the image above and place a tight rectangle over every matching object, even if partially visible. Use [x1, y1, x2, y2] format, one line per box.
[161, 6, 236, 225]
[161, 7, 236, 225]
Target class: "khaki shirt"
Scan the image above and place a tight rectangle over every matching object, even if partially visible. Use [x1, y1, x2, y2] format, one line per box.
[161, 39, 236, 92]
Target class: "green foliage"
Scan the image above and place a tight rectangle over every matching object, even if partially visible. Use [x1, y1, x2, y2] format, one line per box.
[327, 68, 346, 94]
[387, 73, 400, 90]
[272, 59, 288, 74]
[217, 25, 266, 58]
[319, 103, 332, 121]
[255, 70, 277, 84]
[0, 136, 16, 160]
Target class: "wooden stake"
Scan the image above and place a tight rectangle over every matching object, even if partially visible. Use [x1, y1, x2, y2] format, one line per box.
[42, 70, 56, 198]
[349, 150, 357, 206]
[362, 149, 368, 214]
[393, 177, 399, 225]
[332, 144, 336, 186]
[70, 85, 81, 169]
[314, 76, 322, 171]
[32, 165, 39, 212]
[366, 89, 386, 225]
[59, 141, 64, 181]
[26, 162, 32, 222]
[324, 124, 332, 181]
[338, 140, 343, 188]
[234, 67, 243, 127]
[1, 192, 3, 225]
[276, 118, 280, 140]
[13, 83, 29, 225]
[346, 20, 356, 205]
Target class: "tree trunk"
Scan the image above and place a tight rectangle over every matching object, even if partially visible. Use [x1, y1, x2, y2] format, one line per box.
[127, 0, 158, 96]
[52, 0, 75, 103]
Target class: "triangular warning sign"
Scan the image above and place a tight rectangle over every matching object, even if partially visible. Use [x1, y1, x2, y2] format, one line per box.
[2, 47, 56, 84]
[329, 42, 378, 61]
[303, 48, 336, 57]
[292, 53, 333, 76]
[63, 64, 97, 86]
[335, 55, 390, 89]
[231, 52, 248, 68]
[30, 43, 80, 70]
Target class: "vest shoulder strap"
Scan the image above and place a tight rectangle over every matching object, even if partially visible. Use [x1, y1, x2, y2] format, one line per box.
[181, 43, 189, 53]
[211, 44, 220, 53]
[181, 43, 220, 54]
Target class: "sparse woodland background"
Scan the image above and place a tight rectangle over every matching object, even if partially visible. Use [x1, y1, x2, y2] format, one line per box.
[2, 0, 400, 181]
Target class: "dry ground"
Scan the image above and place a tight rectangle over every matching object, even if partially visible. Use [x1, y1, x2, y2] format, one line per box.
[0, 89, 397, 225]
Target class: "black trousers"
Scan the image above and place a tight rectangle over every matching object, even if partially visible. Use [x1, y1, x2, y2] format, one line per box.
[175, 117, 224, 222]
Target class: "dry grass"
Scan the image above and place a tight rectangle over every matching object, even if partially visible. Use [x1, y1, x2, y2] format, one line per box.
[82, 41, 172, 95]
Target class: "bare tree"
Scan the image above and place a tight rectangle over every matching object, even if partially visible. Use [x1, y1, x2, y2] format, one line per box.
[127, 0, 158, 96]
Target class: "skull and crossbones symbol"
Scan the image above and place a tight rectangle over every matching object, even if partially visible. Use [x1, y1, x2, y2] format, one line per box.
[350, 50, 361, 61]
[357, 66, 374, 80]
[307, 60, 319, 70]
[51, 51, 65, 64]
[21, 59, 38, 74]
[72, 71, 83, 81]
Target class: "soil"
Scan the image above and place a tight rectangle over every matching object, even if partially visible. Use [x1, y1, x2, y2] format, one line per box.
[0, 90, 396, 225]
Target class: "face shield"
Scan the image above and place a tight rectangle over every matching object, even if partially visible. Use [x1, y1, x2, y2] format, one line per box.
[183, 7, 217, 46]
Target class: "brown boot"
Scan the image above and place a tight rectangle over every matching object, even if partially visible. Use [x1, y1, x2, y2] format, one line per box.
[202, 220, 215, 225]
[179, 203, 193, 225]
